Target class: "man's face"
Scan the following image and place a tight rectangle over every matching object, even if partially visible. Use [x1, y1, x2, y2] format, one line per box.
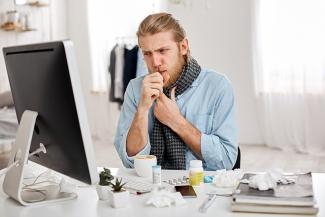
[139, 31, 189, 87]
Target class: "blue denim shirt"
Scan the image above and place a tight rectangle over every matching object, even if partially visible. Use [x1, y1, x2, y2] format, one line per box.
[114, 69, 238, 171]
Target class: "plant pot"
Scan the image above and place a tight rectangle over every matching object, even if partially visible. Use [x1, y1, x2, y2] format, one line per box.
[107, 189, 130, 208]
[96, 184, 111, 201]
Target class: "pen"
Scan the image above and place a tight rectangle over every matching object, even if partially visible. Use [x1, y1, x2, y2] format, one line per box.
[199, 194, 217, 213]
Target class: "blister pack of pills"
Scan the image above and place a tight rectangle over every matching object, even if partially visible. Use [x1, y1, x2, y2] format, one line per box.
[162, 176, 189, 186]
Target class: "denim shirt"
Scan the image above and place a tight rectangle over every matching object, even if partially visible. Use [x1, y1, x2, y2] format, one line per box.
[114, 69, 238, 171]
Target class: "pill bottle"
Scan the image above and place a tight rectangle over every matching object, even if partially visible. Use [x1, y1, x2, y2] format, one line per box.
[152, 165, 161, 185]
[189, 160, 204, 186]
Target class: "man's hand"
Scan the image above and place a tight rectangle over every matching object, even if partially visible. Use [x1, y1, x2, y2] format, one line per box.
[154, 87, 183, 129]
[139, 72, 163, 112]
[154, 86, 203, 159]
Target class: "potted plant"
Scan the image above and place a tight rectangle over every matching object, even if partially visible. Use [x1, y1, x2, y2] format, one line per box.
[96, 168, 114, 200]
[107, 178, 130, 208]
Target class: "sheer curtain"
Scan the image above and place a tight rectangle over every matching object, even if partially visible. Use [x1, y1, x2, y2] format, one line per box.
[253, 0, 325, 155]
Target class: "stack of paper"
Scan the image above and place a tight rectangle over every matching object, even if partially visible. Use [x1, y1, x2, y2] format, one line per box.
[231, 173, 318, 215]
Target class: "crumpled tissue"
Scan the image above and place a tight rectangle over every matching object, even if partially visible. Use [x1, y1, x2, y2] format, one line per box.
[146, 189, 186, 208]
[213, 169, 244, 188]
[248, 168, 294, 191]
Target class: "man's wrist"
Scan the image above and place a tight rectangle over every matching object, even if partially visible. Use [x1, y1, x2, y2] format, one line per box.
[169, 114, 187, 134]
[136, 106, 149, 116]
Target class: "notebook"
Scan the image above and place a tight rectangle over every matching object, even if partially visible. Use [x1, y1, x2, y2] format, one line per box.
[231, 173, 319, 215]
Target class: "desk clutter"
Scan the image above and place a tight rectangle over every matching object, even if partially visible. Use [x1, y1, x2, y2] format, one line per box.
[95, 165, 318, 215]
[1, 161, 320, 215]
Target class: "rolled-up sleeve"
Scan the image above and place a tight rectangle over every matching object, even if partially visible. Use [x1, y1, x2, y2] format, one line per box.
[114, 81, 150, 168]
[201, 78, 238, 170]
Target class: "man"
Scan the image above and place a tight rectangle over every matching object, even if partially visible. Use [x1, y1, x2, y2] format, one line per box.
[114, 12, 238, 170]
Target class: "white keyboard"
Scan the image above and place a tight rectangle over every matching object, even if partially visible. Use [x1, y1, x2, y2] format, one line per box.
[119, 178, 153, 194]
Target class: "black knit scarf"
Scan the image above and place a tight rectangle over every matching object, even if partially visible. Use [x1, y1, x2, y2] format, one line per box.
[150, 57, 201, 169]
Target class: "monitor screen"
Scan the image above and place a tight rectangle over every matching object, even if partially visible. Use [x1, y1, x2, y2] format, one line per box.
[3, 40, 98, 184]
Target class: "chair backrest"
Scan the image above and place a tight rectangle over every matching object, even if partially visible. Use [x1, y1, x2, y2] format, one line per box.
[232, 147, 241, 170]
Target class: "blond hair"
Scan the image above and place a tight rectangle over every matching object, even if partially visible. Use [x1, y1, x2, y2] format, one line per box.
[137, 12, 190, 61]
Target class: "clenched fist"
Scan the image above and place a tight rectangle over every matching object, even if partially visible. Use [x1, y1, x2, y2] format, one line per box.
[138, 72, 164, 111]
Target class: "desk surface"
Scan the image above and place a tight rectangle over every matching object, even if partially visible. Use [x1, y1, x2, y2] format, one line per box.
[1, 167, 324, 217]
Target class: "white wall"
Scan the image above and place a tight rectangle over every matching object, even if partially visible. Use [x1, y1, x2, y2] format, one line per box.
[65, 0, 95, 135]
[50, 0, 67, 40]
[167, 0, 264, 144]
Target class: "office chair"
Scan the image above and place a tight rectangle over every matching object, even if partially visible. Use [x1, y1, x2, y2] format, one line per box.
[232, 147, 241, 170]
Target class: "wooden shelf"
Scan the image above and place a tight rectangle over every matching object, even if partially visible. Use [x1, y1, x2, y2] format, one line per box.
[0, 23, 16, 31]
[15, 27, 37, 32]
[0, 23, 37, 32]
[27, 1, 49, 7]
[14, 1, 49, 7]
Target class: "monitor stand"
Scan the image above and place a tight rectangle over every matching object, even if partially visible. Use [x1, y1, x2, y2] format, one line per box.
[2, 110, 77, 206]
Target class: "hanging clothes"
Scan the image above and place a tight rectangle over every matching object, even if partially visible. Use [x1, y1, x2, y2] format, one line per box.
[108, 42, 140, 106]
[114, 44, 125, 100]
[108, 44, 118, 102]
[108, 44, 124, 103]
[107, 31, 152, 106]
[123, 45, 138, 94]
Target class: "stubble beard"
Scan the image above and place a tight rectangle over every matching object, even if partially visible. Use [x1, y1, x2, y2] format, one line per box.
[164, 55, 186, 88]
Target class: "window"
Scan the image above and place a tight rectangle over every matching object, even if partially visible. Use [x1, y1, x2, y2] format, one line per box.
[253, 0, 325, 94]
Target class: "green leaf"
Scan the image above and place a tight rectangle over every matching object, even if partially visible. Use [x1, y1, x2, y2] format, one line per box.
[99, 168, 114, 186]
[111, 178, 127, 192]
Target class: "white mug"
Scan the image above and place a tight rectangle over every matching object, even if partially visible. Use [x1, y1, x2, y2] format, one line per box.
[134, 155, 157, 177]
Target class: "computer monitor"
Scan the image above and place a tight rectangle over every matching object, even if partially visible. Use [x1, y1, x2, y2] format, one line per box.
[2, 40, 98, 205]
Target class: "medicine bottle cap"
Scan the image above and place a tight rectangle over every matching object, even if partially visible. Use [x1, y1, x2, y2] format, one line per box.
[190, 160, 202, 168]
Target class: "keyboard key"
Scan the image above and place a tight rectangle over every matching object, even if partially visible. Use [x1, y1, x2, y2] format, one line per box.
[118, 177, 153, 193]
